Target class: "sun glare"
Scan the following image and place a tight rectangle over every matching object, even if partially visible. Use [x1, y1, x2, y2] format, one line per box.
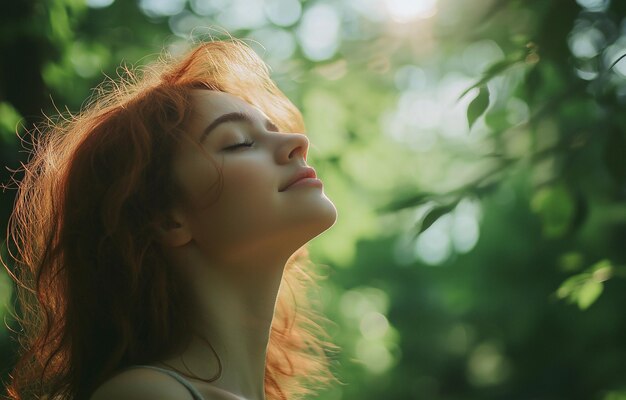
[382, 0, 438, 23]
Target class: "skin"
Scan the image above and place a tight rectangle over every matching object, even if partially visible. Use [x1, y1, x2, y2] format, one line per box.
[150, 89, 338, 400]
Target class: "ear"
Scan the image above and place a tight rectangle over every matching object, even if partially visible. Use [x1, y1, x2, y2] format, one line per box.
[153, 209, 192, 247]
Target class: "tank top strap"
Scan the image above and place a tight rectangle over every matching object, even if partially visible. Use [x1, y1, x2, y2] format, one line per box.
[124, 364, 205, 400]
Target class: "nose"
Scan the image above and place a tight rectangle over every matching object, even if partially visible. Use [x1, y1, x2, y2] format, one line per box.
[277, 132, 310, 164]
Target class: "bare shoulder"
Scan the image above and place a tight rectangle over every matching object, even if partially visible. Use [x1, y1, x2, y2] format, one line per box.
[89, 367, 239, 400]
[89, 367, 195, 400]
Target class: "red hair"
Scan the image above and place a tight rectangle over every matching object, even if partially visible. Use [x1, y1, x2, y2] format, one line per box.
[2, 37, 339, 400]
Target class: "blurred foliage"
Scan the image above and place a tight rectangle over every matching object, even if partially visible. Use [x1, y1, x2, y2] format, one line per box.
[2, 0, 626, 399]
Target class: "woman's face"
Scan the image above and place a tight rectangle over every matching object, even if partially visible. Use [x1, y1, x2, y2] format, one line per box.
[167, 89, 337, 267]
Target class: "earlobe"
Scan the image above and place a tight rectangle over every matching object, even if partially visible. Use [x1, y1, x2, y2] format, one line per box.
[154, 211, 192, 247]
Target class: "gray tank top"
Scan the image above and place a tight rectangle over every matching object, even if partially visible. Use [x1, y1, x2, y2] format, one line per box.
[124, 365, 204, 400]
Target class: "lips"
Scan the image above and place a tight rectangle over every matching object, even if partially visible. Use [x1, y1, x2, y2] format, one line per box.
[279, 167, 317, 192]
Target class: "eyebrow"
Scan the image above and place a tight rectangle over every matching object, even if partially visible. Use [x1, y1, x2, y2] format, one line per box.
[200, 111, 280, 141]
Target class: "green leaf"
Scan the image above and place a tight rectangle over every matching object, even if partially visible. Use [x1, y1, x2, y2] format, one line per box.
[577, 279, 603, 310]
[557, 259, 614, 309]
[467, 86, 490, 131]
[376, 192, 435, 213]
[0, 102, 23, 143]
[556, 273, 589, 299]
[458, 55, 524, 100]
[415, 203, 456, 237]
[484, 107, 509, 132]
[590, 259, 613, 282]
[483, 56, 521, 78]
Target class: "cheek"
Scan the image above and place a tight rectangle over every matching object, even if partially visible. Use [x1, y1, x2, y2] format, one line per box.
[220, 160, 276, 205]
[191, 161, 279, 244]
[172, 154, 222, 207]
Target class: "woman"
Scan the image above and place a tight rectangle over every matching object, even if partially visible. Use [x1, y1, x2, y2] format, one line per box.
[2, 37, 339, 400]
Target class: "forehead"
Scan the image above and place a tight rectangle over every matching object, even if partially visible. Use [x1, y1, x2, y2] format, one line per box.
[189, 89, 268, 122]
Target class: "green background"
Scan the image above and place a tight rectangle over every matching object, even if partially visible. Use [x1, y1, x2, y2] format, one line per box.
[2, 0, 626, 399]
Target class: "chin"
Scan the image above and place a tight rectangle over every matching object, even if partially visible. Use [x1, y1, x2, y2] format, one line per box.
[324, 205, 339, 229]
[310, 203, 339, 236]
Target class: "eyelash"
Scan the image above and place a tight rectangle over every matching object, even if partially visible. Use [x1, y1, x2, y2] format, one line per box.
[225, 139, 255, 150]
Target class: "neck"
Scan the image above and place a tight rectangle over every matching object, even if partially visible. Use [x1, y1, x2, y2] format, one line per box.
[162, 243, 289, 400]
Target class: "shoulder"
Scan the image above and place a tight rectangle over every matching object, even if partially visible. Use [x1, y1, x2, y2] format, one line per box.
[89, 367, 196, 400]
[89, 367, 237, 400]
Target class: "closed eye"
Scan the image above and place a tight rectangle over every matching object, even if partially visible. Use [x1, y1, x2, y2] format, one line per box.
[224, 139, 255, 151]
